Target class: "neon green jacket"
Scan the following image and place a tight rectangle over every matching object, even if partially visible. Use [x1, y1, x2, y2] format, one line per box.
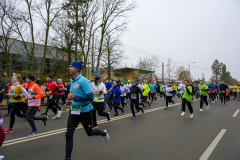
[198, 84, 208, 96]
[182, 86, 192, 102]
[142, 84, 150, 96]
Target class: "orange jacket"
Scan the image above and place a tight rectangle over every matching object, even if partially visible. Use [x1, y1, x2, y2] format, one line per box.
[29, 82, 44, 107]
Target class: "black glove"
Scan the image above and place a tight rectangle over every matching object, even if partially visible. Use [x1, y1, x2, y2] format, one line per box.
[13, 96, 21, 100]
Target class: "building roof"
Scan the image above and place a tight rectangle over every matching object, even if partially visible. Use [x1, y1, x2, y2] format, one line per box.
[114, 67, 154, 73]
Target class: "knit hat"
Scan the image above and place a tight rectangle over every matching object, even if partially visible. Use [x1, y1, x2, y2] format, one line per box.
[136, 79, 139, 82]
[58, 79, 62, 83]
[70, 61, 84, 72]
[113, 81, 117, 84]
[132, 80, 136, 84]
[23, 76, 26, 81]
[27, 75, 35, 81]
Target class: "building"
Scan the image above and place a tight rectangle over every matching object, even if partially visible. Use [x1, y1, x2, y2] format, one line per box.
[0, 38, 67, 75]
[113, 67, 154, 82]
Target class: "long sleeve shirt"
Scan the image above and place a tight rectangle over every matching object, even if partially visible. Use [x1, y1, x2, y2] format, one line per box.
[90, 82, 107, 102]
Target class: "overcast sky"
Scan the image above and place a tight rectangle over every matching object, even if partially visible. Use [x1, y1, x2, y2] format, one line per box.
[122, 0, 240, 81]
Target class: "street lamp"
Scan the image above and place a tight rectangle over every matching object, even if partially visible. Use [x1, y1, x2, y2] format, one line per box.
[189, 62, 196, 80]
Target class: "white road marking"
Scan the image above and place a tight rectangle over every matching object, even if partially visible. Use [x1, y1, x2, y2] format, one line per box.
[232, 110, 239, 117]
[2, 100, 199, 147]
[199, 129, 227, 160]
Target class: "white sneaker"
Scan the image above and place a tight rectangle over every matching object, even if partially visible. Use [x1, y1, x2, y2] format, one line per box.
[200, 109, 203, 112]
[52, 114, 58, 119]
[0, 155, 4, 160]
[181, 112, 185, 116]
[168, 104, 170, 107]
[104, 130, 110, 143]
[57, 110, 62, 119]
[190, 114, 193, 118]
[206, 105, 209, 109]
[212, 101, 215, 103]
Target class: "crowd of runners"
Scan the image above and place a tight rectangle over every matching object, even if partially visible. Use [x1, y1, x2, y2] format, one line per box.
[0, 61, 239, 160]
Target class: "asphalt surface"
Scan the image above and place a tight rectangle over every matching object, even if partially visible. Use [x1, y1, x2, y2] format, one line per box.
[0, 97, 240, 160]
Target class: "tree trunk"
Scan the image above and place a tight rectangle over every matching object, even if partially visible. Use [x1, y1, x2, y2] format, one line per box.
[107, 47, 111, 79]
[75, 2, 78, 61]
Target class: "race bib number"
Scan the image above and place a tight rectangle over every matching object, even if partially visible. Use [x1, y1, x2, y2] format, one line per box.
[64, 87, 67, 90]
[208, 91, 211, 93]
[150, 91, 153, 93]
[94, 94, 101, 99]
[211, 91, 215, 93]
[221, 90, 225, 93]
[131, 94, 137, 99]
[71, 105, 81, 115]
[49, 95, 53, 99]
[10, 90, 15, 96]
[121, 93, 124, 96]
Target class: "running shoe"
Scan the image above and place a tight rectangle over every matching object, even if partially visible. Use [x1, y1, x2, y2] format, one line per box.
[132, 116, 136, 120]
[168, 104, 170, 107]
[121, 108, 124, 113]
[212, 101, 215, 103]
[221, 102, 223, 105]
[165, 107, 168, 110]
[52, 114, 58, 120]
[107, 112, 111, 121]
[57, 110, 62, 118]
[93, 126, 98, 128]
[173, 101, 175, 104]
[113, 114, 118, 116]
[0, 155, 4, 160]
[181, 112, 185, 116]
[66, 108, 69, 111]
[27, 130, 38, 136]
[178, 99, 180, 101]
[199, 109, 203, 112]
[206, 105, 209, 109]
[4, 128, 13, 134]
[151, 101, 153, 104]
[224, 103, 225, 105]
[109, 108, 113, 112]
[190, 114, 193, 119]
[42, 116, 48, 126]
[126, 103, 129, 108]
[103, 130, 110, 143]
[141, 108, 144, 114]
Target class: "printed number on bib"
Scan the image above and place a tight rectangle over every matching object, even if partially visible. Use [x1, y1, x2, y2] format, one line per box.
[10, 90, 15, 96]
[94, 94, 101, 99]
[71, 105, 81, 115]
[131, 94, 137, 99]
[221, 90, 225, 93]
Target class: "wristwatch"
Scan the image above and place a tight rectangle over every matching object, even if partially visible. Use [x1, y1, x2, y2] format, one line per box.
[32, 96, 35, 99]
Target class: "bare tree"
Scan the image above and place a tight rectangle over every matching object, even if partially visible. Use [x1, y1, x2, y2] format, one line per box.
[165, 58, 176, 81]
[95, 0, 137, 70]
[100, 32, 124, 79]
[175, 66, 190, 80]
[0, 0, 18, 75]
[34, 0, 62, 75]
[136, 55, 160, 72]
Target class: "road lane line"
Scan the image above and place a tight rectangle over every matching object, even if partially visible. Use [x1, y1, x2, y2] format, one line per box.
[199, 129, 227, 160]
[2, 101, 196, 147]
[232, 110, 239, 117]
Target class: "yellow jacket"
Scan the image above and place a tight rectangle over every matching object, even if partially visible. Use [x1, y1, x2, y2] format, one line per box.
[9, 84, 26, 103]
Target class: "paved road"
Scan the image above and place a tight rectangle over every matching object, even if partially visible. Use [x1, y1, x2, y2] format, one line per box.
[1, 97, 240, 160]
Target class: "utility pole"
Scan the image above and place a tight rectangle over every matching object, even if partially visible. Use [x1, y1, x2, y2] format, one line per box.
[75, 0, 79, 61]
[202, 73, 204, 81]
[92, 34, 94, 76]
[162, 62, 164, 83]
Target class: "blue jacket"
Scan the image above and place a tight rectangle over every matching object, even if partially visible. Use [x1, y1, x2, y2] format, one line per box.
[149, 83, 157, 92]
[103, 81, 112, 96]
[209, 84, 218, 91]
[70, 74, 93, 113]
[112, 86, 121, 101]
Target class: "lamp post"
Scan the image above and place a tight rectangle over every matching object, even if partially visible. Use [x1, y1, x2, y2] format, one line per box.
[189, 62, 196, 79]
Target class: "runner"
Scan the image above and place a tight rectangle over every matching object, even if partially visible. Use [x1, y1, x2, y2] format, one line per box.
[24, 75, 48, 136]
[237, 84, 240, 101]
[64, 81, 69, 100]
[178, 80, 185, 101]
[198, 80, 209, 112]
[119, 81, 128, 109]
[112, 81, 124, 116]
[209, 81, 218, 103]
[42, 75, 62, 119]
[208, 85, 212, 101]
[232, 84, 238, 100]
[172, 83, 177, 98]
[128, 80, 144, 120]
[176, 84, 181, 101]
[156, 82, 160, 98]
[2, 72, 13, 116]
[195, 84, 199, 100]
[65, 61, 109, 160]
[219, 81, 228, 105]
[4, 74, 28, 133]
[40, 83, 46, 105]
[90, 76, 110, 127]
[142, 80, 151, 107]
[226, 88, 230, 102]
[165, 82, 174, 110]
[160, 84, 163, 98]
[162, 82, 166, 100]
[56, 79, 66, 106]
[149, 80, 157, 103]
[103, 77, 113, 112]
[181, 80, 193, 118]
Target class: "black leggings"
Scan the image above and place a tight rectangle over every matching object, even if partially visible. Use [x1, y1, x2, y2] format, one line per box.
[7, 105, 13, 114]
[166, 96, 174, 107]
[200, 95, 208, 109]
[150, 92, 155, 101]
[211, 92, 216, 101]
[130, 99, 142, 116]
[120, 96, 126, 108]
[92, 102, 109, 126]
[45, 95, 58, 115]
[56, 94, 66, 105]
[220, 93, 226, 103]
[113, 101, 123, 115]
[9, 102, 26, 129]
[181, 98, 193, 114]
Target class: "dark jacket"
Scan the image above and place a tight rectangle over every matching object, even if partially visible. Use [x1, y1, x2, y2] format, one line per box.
[130, 85, 142, 100]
